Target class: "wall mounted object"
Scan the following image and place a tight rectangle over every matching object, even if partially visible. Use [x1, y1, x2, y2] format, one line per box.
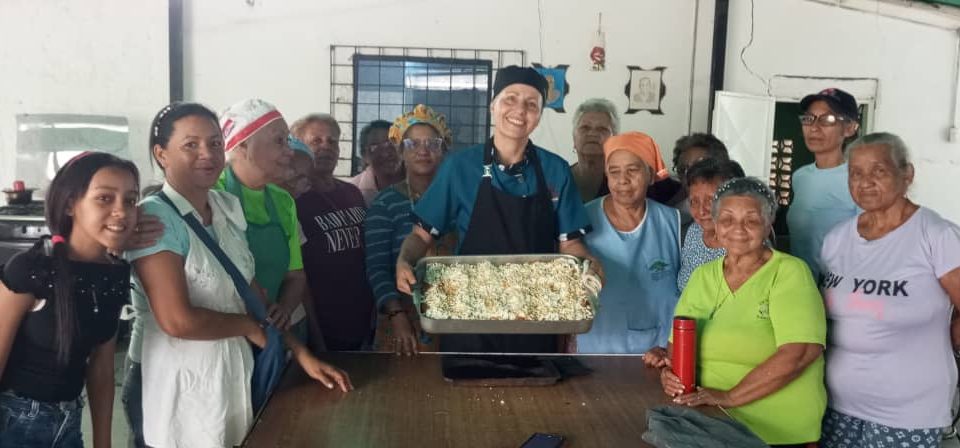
[625, 66, 666, 114]
[533, 63, 570, 112]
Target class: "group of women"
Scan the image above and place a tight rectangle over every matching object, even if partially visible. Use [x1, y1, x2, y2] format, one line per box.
[0, 87, 463, 447]
[571, 88, 959, 447]
[0, 64, 957, 448]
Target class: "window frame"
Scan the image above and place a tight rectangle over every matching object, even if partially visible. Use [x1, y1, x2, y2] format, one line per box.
[329, 45, 525, 177]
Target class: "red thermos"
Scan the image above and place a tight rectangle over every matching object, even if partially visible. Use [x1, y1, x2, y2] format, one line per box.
[672, 316, 697, 394]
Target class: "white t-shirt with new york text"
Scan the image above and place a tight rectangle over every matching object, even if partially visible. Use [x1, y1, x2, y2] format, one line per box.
[820, 207, 960, 429]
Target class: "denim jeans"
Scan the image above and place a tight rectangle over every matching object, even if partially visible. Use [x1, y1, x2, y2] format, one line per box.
[0, 390, 84, 448]
[120, 358, 146, 448]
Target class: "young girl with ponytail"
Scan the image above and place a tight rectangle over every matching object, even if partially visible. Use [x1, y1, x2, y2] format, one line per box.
[0, 152, 141, 447]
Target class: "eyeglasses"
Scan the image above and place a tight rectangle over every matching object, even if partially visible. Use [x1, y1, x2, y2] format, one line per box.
[799, 113, 849, 127]
[367, 141, 395, 153]
[402, 138, 444, 152]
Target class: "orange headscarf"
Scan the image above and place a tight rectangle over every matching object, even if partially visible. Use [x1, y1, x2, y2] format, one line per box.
[602, 132, 669, 181]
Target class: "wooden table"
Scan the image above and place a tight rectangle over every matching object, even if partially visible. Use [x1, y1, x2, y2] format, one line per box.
[243, 353, 726, 448]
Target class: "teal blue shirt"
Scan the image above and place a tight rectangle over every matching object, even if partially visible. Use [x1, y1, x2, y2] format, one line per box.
[413, 143, 591, 251]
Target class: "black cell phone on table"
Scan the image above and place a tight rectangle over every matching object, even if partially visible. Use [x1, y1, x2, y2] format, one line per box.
[520, 432, 565, 448]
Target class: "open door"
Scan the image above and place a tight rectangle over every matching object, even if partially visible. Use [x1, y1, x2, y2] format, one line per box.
[711, 91, 776, 180]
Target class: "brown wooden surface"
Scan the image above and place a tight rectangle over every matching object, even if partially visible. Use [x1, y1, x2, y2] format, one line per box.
[243, 353, 726, 448]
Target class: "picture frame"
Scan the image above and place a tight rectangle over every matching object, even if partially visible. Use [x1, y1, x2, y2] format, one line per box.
[624, 66, 666, 114]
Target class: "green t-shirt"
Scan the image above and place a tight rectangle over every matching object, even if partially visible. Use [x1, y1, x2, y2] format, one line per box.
[673, 250, 826, 444]
[214, 174, 304, 272]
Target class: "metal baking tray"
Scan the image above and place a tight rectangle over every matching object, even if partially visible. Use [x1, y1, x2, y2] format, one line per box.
[412, 254, 598, 334]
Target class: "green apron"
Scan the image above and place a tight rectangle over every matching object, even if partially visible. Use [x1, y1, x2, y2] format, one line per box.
[223, 166, 291, 303]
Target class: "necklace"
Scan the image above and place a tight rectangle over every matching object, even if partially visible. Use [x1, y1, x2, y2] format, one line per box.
[403, 180, 423, 203]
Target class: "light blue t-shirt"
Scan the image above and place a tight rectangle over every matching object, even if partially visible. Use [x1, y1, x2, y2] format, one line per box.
[577, 197, 681, 354]
[786, 162, 859, 281]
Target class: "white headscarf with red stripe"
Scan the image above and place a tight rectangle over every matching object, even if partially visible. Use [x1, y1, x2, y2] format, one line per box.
[219, 99, 283, 152]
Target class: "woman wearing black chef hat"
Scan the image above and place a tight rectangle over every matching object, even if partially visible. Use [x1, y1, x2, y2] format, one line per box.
[395, 66, 603, 354]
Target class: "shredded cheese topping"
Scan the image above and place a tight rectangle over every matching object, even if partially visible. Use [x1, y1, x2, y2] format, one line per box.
[422, 259, 595, 321]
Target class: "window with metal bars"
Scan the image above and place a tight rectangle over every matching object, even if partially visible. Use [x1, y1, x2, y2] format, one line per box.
[329, 46, 524, 176]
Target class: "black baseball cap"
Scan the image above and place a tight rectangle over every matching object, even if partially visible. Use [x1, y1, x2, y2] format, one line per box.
[800, 88, 859, 121]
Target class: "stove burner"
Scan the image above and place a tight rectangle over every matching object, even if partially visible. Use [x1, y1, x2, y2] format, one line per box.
[0, 201, 44, 217]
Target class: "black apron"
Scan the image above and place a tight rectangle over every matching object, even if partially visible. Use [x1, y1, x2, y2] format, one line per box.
[440, 138, 559, 354]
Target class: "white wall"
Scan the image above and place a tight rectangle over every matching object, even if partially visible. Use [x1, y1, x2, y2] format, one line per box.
[5, 0, 957, 223]
[0, 0, 169, 190]
[183, 0, 713, 176]
[724, 0, 960, 222]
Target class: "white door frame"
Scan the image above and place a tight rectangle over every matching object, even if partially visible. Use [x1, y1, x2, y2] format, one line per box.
[711, 91, 777, 180]
[768, 75, 878, 132]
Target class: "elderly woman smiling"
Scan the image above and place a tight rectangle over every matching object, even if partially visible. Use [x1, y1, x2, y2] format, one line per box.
[660, 177, 826, 447]
[677, 158, 744, 291]
[819, 133, 960, 448]
[577, 132, 680, 354]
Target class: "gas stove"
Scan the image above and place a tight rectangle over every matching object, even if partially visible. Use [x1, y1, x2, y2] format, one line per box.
[0, 201, 45, 218]
[0, 201, 47, 263]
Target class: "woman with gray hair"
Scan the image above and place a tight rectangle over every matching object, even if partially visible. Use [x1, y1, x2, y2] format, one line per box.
[819, 132, 960, 447]
[569, 98, 619, 202]
[675, 158, 745, 291]
[658, 177, 827, 446]
[291, 112, 377, 350]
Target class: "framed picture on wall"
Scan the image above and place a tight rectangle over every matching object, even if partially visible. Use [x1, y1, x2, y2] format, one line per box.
[624, 66, 666, 114]
[532, 63, 570, 113]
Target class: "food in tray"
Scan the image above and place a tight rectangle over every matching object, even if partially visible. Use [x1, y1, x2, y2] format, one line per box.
[422, 258, 596, 321]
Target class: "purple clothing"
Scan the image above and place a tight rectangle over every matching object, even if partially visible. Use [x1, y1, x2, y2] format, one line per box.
[296, 180, 375, 350]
